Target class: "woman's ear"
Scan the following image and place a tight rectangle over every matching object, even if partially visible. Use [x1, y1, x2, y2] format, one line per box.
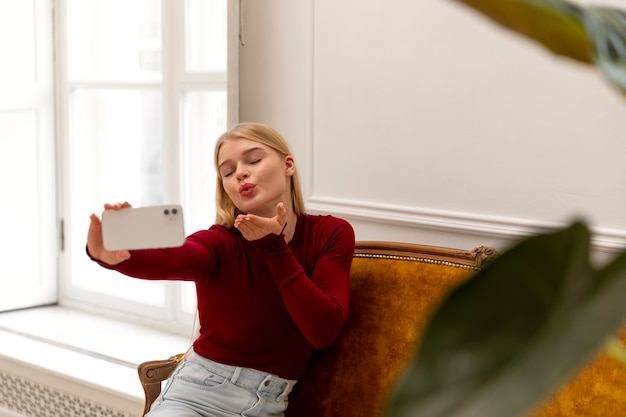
[284, 155, 296, 176]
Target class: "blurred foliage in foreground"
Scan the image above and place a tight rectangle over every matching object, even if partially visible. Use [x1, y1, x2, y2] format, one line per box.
[390, 222, 626, 417]
[389, 1, 626, 416]
[454, 0, 626, 95]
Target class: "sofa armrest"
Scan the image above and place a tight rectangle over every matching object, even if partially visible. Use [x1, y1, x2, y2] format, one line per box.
[137, 353, 184, 416]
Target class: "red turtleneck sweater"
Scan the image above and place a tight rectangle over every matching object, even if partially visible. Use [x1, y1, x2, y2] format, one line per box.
[94, 214, 354, 380]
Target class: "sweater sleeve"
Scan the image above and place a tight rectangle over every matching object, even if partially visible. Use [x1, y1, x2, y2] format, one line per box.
[90, 228, 222, 282]
[250, 217, 355, 349]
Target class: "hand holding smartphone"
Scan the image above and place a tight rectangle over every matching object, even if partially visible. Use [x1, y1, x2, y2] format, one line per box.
[101, 205, 186, 250]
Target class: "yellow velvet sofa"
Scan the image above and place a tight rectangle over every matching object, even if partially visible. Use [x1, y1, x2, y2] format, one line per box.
[137, 241, 626, 417]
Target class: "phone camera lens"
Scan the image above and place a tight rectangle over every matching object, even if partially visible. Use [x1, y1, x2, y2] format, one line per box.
[164, 209, 170, 215]
[172, 208, 178, 215]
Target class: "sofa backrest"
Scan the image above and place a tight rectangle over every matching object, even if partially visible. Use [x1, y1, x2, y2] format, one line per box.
[287, 241, 496, 416]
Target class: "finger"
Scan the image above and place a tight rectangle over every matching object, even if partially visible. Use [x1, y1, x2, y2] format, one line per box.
[104, 203, 122, 211]
[88, 214, 103, 243]
[245, 216, 276, 234]
[87, 214, 105, 260]
[234, 214, 248, 228]
[115, 250, 131, 262]
[238, 214, 265, 227]
[276, 202, 287, 225]
[103, 202, 132, 211]
[234, 216, 252, 232]
[235, 223, 256, 241]
[89, 213, 101, 226]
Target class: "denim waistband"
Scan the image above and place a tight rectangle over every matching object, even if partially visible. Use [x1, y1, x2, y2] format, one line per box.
[186, 350, 297, 398]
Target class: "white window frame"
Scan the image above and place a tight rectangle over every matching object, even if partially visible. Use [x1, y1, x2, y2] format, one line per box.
[54, 0, 238, 334]
[0, 0, 57, 312]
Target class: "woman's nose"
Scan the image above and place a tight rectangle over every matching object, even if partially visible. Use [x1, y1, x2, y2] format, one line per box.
[236, 166, 249, 180]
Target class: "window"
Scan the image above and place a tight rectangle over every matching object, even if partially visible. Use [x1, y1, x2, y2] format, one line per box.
[55, 0, 237, 332]
[0, 0, 57, 312]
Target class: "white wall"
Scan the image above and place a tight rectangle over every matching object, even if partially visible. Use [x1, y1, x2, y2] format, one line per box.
[239, 0, 626, 257]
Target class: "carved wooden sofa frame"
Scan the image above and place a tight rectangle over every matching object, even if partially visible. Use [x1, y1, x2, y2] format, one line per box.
[137, 241, 626, 417]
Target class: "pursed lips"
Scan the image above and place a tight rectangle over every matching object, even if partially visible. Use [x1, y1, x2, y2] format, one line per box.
[239, 183, 256, 196]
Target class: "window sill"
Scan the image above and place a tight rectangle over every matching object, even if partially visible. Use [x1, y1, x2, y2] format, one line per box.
[0, 306, 191, 416]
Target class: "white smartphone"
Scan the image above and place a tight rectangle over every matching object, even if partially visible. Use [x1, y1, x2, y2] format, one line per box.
[101, 205, 186, 251]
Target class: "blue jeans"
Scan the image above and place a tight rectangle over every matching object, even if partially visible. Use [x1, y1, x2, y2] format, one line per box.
[146, 350, 297, 417]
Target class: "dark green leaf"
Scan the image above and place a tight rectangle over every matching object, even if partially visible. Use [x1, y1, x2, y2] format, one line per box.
[452, 0, 626, 94]
[389, 221, 626, 417]
[454, 0, 592, 63]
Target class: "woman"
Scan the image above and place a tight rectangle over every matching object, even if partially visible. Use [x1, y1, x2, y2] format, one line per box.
[87, 122, 355, 417]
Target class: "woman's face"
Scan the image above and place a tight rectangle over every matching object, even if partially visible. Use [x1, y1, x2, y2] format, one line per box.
[217, 137, 294, 217]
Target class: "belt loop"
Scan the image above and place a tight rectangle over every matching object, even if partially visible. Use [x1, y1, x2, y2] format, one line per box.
[230, 367, 242, 384]
[278, 379, 297, 400]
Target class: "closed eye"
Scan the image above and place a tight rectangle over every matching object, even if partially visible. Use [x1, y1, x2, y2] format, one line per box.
[220, 167, 234, 178]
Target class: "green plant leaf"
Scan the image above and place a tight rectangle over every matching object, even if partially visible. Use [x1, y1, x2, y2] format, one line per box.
[454, 0, 592, 63]
[452, 0, 626, 94]
[389, 221, 626, 417]
[582, 8, 626, 94]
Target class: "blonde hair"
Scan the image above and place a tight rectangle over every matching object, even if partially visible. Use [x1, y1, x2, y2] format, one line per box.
[213, 122, 306, 227]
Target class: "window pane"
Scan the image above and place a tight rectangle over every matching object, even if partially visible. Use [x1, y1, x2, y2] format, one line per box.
[181, 281, 196, 315]
[67, 0, 162, 81]
[0, 113, 41, 286]
[181, 89, 227, 233]
[70, 89, 164, 205]
[68, 89, 165, 305]
[0, 111, 57, 310]
[71, 261, 166, 307]
[59, 0, 232, 326]
[186, 0, 227, 72]
[0, 1, 35, 83]
[180, 89, 227, 314]
[0, 0, 56, 312]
